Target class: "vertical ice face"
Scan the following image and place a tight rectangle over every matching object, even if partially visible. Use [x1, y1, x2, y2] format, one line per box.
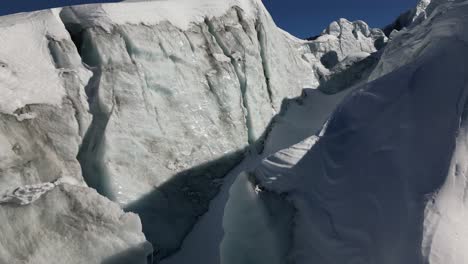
[65, 0, 318, 207]
[0, 10, 149, 264]
[60, 0, 318, 258]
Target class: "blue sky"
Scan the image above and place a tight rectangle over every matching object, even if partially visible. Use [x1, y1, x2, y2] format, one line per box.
[263, 0, 418, 38]
[1, 0, 417, 38]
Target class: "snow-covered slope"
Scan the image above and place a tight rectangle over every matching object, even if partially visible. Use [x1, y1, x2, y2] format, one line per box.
[230, 0, 468, 263]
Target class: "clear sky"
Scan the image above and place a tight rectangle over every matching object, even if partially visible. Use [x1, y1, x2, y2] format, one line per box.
[1, 0, 417, 38]
[263, 0, 418, 38]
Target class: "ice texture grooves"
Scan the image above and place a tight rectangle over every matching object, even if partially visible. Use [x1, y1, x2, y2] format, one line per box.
[60, 1, 321, 258]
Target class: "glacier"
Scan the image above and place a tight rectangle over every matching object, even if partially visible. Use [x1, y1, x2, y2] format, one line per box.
[0, 0, 467, 263]
[56, 0, 387, 259]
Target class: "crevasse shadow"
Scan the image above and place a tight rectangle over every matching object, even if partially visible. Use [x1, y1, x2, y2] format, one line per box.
[100, 78, 360, 263]
[123, 149, 246, 261]
[95, 50, 378, 263]
[112, 87, 335, 263]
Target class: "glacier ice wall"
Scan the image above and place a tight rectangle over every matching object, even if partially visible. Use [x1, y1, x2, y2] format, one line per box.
[64, 1, 317, 208]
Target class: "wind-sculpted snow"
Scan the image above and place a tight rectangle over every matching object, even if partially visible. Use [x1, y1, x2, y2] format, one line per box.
[235, 1, 468, 263]
[253, 48, 468, 263]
